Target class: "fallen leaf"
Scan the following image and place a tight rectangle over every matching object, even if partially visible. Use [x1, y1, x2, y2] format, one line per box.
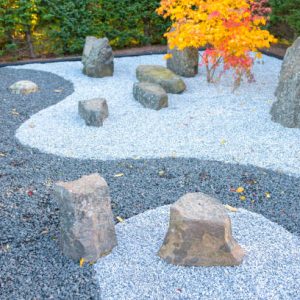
[132, 156, 140, 160]
[54, 89, 63, 93]
[224, 204, 238, 212]
[158, 170, 165, 177]
[11, 109, 19, 116]
[171, 151, 177, 158]
[79, 258, 85, 267]
[28, 123, 35, 128]
[236, 187, 245, 193]
[220, 139, 227, 145]
[27, 190, 33, 197]
[265, 192, 271, 198]
[116, 216, 124, 223]
[114, 173, 124, 178]
[239, 195, 246, 201]
[0, 152, 7, 157]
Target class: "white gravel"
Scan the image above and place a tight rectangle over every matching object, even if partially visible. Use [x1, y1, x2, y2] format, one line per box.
[13, 54, 300, 176]
[94, 205, 300, 300]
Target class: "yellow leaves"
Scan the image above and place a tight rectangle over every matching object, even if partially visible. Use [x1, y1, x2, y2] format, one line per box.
[224, 204, 238, 212]
[220, 139, 227, 145]
[79, 258, 85, 267]
[164, 53, 173, 60]
[236, 187, 244, 193]
[239, 195, 246, 201]
[255, 52, 263, 59]
[265, 192, 271, 199]
[114, 173, 124, 178]
[116, 216, 125, 223]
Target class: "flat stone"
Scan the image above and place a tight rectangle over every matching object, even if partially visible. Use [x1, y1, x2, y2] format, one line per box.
[136, 65, 186, 94]
[167, 46, 199, 77]
[78, 98, 108, 127]
[158, 193, 245, 266]
[54, 173, 117, 262]
[133, 82, 168, 110]
[270, 37, 300, 128]
[9, 80, 38, 94]
[82, 36, 114, 78]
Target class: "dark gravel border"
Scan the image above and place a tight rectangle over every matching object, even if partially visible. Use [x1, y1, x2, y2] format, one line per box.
[1, 67, 299, 299]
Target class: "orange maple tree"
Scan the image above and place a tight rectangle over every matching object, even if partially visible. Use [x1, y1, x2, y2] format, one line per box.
[157, 0, 277, 88]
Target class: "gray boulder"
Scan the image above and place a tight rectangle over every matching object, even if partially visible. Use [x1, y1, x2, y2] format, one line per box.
[79, 98, 108, 127]
[133, 82, 168, 110]
[167, 46, 199, 77]
[158, 193, 245, 266]
[270, 37, 300, 128]
[82, 36, 114, 78]
[54, 173, 117, 262]
[136, 65, 186, 94]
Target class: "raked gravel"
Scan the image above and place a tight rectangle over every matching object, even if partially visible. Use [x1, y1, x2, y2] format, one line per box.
[13, 54, 300, 177]
[95, 205, 300, 300]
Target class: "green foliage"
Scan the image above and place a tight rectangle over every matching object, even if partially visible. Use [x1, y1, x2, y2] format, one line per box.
[0, 0, 169, 59]
[269, 0, 300, 39]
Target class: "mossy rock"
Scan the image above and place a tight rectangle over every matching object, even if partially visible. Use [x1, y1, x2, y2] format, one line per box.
[136, 65, 186, 94]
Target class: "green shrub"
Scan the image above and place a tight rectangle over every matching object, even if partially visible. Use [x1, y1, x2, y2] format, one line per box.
[269, 0, 300, 39]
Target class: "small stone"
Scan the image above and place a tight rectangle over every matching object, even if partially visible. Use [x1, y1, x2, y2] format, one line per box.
[167, 46, 199, 77]
[82, 36, 114, 78]
[136, 65, 186, 94]
[9, 80, 38, 94]
[78, 98, 108, 127]
[270, 37, 300, 128]
[54, 173, 117, 262]
[158, 192, 245, 266]
[133, 82, 168, 110]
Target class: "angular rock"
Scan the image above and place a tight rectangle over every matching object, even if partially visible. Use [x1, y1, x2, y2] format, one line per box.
[136, 65, 186, 94]
[270, 37, 300, 128]
[133, 82, 168, 110]
[78, 98, 108, 127]
[54, 173, 117, 262]
[167, 46, 199, 77]
[158, 193, 245, 266]
[82, 36, 114, 78]
[9, 80, 38, 94]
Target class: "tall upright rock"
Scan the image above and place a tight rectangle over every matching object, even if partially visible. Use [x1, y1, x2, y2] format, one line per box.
[82, 36, 114, 78]
[270, 37, 300, 128]
[167, 46, 199, 77]
[54, 173, 117, 262]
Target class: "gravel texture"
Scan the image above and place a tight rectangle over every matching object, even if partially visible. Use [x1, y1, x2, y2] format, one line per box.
[1, 65, 300, 299]
[14, 54, 300, 177]
[95, 205, 300, 300]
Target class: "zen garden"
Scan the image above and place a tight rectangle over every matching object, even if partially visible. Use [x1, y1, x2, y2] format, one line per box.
[1, 0, 300, 299]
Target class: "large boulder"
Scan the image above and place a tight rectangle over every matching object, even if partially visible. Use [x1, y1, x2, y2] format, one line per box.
[167, 46, 199, 77]
[82, 36, 114, 78]
[158, 193, 245, 266]
[54, 173, 117, 262]
[133, 82, 168, 110]
[9, 80, 38, 95]
[136, 65, 186, 94]
[270, 37, 300, 128]
[78, 98, 109, 127]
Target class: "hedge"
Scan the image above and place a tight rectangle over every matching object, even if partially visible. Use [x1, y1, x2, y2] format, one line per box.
[0, 0, 299, 60]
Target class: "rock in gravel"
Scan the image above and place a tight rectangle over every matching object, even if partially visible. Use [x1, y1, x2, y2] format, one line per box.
[270, 37, 300, 128]
[136, 65, 186, 94]
[167, 46, 199, 77]
[9, 80, 38, 94]
[82, 36, 114, 78]
[78, 98, 109, 127]
[54, 173, 117, 262]
[133, 82, 168, 110]
[158, 193, 245, 266]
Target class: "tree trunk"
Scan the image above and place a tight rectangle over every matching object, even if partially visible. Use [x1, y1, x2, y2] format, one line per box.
[25, 28, 36, 58]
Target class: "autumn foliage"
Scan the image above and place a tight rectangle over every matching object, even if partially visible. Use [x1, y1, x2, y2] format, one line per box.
[157, 0, 277, 87]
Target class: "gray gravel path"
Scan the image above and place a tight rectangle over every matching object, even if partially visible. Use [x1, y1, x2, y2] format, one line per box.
[95, 205, 300, 300]
[14, 55, 300, 177]
[1, 67, 300, 299]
